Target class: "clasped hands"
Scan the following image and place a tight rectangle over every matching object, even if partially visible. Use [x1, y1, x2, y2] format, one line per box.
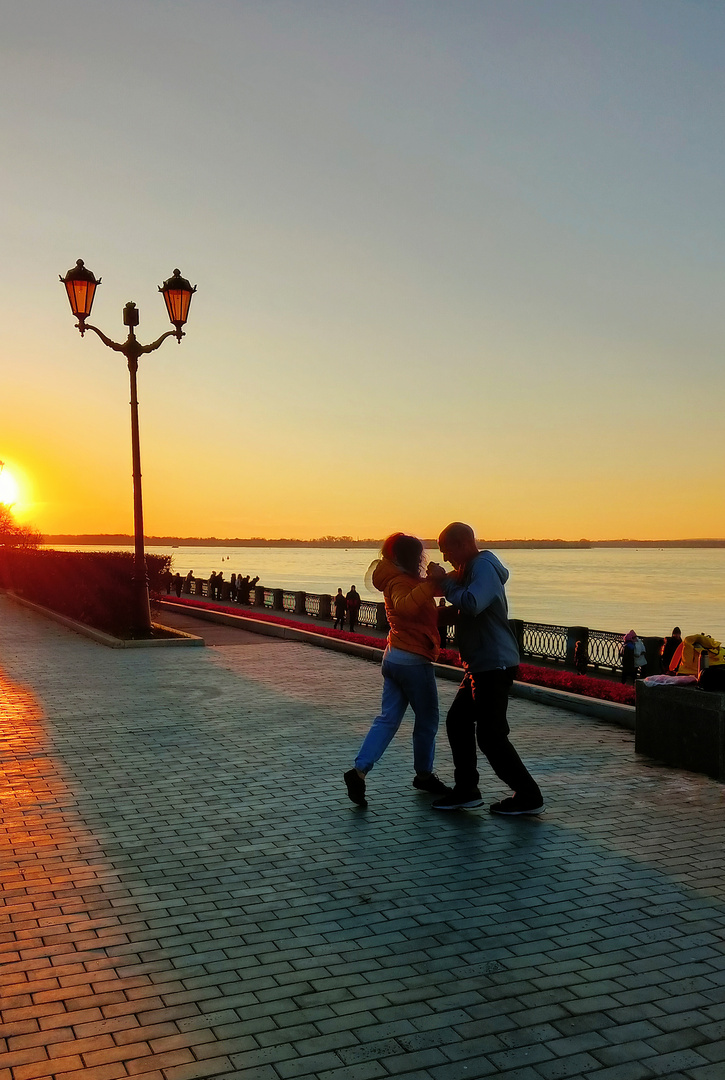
[426, 561, 450, 595]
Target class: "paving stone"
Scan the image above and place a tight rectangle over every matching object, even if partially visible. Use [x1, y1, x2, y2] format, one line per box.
[274, 1051, 346, 1078]
[545, 1031, 608, 1057]
[697, 1038, 725, 1062]
[535, 1052, 603, 1079]
[583, 1063, 655, 1080]
[689, 1065, 725, 1080]
[590, 1039, 657, 1066]
[315, 1063, 388, 1080]
[429, 1057, 499, 1079]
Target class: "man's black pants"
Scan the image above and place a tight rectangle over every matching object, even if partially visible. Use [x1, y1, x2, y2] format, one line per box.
[446, 668, 541, 798]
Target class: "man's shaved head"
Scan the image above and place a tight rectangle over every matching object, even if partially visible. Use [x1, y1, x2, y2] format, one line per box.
[438, 522, 479, 570]
[439, 522, 476, 548]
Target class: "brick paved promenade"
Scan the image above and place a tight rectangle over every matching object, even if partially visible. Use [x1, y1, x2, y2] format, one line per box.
[2, 595, 725, 1080]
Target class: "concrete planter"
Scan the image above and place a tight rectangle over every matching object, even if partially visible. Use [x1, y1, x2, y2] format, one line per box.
[635, 681, 725, 781]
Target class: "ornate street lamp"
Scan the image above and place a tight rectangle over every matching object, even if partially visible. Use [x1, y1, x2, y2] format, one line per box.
[59, 260, 101, 334]
[60, 260, 197, 635]
[160, 269, 197, 340]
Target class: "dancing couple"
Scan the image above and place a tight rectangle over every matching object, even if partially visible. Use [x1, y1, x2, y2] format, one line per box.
[344, 523, 545, 816]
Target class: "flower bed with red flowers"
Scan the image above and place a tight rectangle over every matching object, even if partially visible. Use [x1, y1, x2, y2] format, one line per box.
[517, 663, 634, 705]
[157, 596, 634, 706]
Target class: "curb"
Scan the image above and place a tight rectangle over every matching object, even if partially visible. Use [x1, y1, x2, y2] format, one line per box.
[510, 680, 634, 730]
[6, 592, 205, 648]
[157, 600, 636, 729]
[158, 599, 384, 660]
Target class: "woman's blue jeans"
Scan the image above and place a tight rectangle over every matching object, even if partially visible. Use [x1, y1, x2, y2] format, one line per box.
[355, 658, 440, 774]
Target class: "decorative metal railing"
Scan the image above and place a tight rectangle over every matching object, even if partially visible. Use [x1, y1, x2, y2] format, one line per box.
[305, 594, 320, 617]
[358, 600, 378, 628]
[522, 622, 568, 662]
[587, 628, 624, 670]
[170, 576, 645, 674]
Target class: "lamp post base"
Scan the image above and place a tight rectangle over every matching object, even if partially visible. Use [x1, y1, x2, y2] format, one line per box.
[131, 573, 152, 637]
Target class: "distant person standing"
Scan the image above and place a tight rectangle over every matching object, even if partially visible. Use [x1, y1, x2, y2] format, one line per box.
[173, 572, 182, 598]
[426, 522, 545, 816]
[621, 630, 647, 683]
[346, 585, 361, 632]
[661, 627, 682, 673]
[438, 598, 449, 648]
[333, 588, 347, 630]
[574, 637, 589, 675]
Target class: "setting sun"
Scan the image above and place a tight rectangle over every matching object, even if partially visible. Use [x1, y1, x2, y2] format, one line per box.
[0, 465, 20, 507]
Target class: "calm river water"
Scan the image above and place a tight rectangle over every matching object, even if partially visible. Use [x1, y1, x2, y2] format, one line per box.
[47, 544, 725, 640]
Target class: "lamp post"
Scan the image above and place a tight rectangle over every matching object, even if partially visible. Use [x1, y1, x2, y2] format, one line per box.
[60, 260, 196, 636]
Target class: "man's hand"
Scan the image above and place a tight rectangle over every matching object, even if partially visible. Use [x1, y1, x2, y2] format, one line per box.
[426, 562, 447, 584]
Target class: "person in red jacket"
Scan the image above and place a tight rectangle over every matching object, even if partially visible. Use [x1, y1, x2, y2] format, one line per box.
[345, 585, 362, 632]
[344, 533, 450, 807]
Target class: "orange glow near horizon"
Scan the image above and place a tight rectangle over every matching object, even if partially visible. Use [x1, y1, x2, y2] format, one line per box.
[6, 443, 725, 543]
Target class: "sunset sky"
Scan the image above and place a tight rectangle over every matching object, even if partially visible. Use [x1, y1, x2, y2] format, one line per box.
[2, 0, 724, 541]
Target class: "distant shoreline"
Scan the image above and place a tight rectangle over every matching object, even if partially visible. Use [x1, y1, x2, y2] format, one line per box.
[43, 535, 725, 549]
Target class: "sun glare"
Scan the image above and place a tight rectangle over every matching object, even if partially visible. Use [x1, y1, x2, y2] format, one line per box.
[0, 467, 20, 506]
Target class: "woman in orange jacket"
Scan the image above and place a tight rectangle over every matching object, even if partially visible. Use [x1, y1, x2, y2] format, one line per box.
[344, 533, 450, 807]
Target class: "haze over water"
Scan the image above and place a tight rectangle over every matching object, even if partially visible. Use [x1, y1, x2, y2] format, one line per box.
[49, 545, 725, 641]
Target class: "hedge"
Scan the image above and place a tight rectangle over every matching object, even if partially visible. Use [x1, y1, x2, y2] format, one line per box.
[0, 548, 171, 639]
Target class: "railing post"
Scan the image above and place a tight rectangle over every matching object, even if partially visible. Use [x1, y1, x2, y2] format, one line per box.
[642, 636, 664, 674]
[318, 594, 332, 620]
[294, 591, 306, 615]
[566, 626, 588, 670]
[375, 602, 389, 632]
[272, 588, 284, 611]
[253, 585, 265, 607]
[194, 579, 203, 596]
[220, 581, 231, 601]
[509, 618, 524, 656]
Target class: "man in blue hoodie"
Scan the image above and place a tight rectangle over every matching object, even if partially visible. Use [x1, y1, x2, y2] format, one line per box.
[427, 522, 545, 815]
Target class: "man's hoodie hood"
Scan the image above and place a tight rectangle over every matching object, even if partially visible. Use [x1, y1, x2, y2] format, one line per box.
[476, 550, 509, 586]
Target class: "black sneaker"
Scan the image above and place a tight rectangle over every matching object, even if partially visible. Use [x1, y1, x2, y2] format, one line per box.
[413, 773, 451, 795]
[344, 769, 367, 807]
[432, 788, 484, 810]
[490, 796, 545, 816]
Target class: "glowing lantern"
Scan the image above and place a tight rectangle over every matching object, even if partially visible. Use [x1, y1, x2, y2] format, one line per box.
[159, 269, 196, 339]
[60, 259, 101, 332]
